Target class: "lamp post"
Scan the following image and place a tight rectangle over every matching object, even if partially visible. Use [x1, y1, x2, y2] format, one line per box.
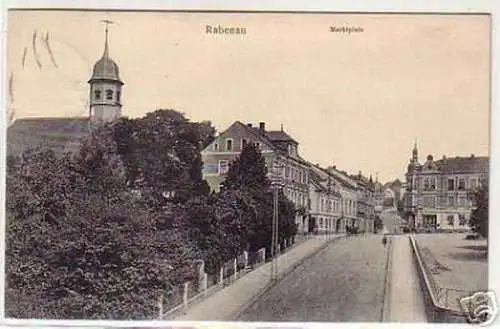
[270, 160, 285, 282]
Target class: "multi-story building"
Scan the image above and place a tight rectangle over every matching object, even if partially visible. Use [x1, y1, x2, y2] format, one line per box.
[325, 166, 360, 231]
[350, 172, 376, 233]
[308, 164, 343, 233]
[201, 121, 311, 232]
[403, 143, 489, 230]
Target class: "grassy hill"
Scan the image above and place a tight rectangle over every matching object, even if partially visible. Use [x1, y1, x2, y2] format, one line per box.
[7, 117, 90, 157]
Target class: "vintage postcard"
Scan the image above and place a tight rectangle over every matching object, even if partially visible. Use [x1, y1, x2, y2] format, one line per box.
[2, 7, 495, 327]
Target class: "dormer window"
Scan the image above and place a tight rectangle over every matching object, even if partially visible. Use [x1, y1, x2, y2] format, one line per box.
[94, 90, 102, 100]
[106, 89, 113, 100]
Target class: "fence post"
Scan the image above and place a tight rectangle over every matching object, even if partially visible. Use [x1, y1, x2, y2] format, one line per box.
[284, 239, 287, 249]
[233, 258, 238, 280]
[183, 282, 189, 309]
[203, 273, 208, 296]
[262, 248, 266, 264]
[219, 267, 224, 286]
[158, 294, 163, 319]
[244, 251, 249, 269]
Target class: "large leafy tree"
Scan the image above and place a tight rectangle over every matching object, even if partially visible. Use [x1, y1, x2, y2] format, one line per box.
[470, 179, 489, 238]
[111, 110, 214, 206]
[5, 124, 202, 319]
[221, 143, 297, 252]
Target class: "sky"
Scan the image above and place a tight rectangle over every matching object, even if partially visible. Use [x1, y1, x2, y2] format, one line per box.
[5, 10, 491, 183]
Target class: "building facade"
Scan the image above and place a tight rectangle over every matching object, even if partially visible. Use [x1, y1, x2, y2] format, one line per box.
[325, 166, 360, 231]
[350, 172, 376, 233]
[308, 165, 343, 233]
[201, 121, 311, 232]
[403, 144, 488, 231]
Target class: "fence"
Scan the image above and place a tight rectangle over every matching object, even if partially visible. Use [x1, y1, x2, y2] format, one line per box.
[409, 235, 471, 323]
[159, 236, 298, 319]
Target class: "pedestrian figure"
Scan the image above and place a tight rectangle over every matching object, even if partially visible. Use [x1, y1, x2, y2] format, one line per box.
[382, 235, 388, 247]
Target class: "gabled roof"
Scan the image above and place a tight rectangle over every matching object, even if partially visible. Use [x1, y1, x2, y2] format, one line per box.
[218, 121, 309, 166]
[434, 156, 489, 174]
[265, 130, 297, 143]
[324, 166, 359, 190]
[232, 121, 277, 150]
[7, 117, 90, 156]
[308, 164, 345, 197]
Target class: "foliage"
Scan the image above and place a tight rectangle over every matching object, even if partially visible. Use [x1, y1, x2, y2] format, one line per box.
[470, 180, 488, 238]
[111, 110, 214, 206]
[5, 115, 203, 319]
[5, 109, 301, 319]
[221, 142, 297, 252]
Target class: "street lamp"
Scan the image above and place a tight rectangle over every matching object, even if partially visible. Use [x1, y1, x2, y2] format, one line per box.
[270, 160, 285, 282]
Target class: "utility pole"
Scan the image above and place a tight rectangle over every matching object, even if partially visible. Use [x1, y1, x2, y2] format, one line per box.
[270, 160, 284, 282]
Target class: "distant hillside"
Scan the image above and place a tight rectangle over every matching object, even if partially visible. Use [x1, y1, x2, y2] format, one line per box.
[7, 117, 90, 157]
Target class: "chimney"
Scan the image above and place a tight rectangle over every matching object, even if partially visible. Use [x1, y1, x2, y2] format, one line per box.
[247, 123, 253, 128]
[259, 122, 265, 133]
[471, 154, 475, 158]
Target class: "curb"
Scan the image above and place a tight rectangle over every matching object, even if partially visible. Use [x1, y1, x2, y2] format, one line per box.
[232, 234, 347, 320]
[166, 234, 314, 320]
[381, 235, 394, 322]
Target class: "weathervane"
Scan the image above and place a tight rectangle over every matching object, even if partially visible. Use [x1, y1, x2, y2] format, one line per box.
[100, 19, 114, 56]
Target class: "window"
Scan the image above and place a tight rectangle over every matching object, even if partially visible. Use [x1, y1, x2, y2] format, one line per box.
[447, 215, 454, 226]
[448, 196, 455, 207]
[458, 178, 466, 191]
[218, 160, 229, 174]
[94, 90, 102, 100]
[117, 91, 121, 103]
[255, 142, 261, 149]
[241, 138, 248, 149]
[225, 139, 233, 151]
[106, 89, 113, 100]
[459, 214, 467, 226]
[447, 178, 455, 191]
[458, 196, 467, 207]
[470, 178, 477, 189]
[214, 143, 219, 151]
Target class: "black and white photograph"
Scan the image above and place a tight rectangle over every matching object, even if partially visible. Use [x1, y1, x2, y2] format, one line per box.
[2, 7, 495, 326]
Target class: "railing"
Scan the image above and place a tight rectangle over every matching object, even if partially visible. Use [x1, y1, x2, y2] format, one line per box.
[159, 235, 303, 319]
[409, 235, 470, 323]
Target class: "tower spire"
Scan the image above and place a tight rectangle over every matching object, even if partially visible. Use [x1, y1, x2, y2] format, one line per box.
[101, 19, 113, 58]
[412, 138, 418, 163]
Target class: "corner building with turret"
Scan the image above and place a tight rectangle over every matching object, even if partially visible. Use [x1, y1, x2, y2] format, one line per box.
[403, 143, 488, 231]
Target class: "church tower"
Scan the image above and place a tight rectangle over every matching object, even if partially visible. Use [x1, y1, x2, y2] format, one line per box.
[88, 20, 124, 124]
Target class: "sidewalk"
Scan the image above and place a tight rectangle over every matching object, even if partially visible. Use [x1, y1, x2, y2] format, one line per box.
[172, 234, 343, 321]
[388, 235, 427, 322]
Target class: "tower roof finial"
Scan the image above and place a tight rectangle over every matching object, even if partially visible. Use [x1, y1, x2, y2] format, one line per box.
[280, 123, 284, 132]
[101, 19, 114, 58]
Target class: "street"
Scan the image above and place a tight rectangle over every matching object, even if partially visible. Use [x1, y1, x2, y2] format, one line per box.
[238, 234, 390, 322]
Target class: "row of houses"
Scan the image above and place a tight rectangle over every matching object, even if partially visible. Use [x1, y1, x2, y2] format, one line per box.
[201, 121, 377, 234]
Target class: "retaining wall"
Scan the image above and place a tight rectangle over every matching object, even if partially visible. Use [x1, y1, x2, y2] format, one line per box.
[408, 235, 467, 323]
